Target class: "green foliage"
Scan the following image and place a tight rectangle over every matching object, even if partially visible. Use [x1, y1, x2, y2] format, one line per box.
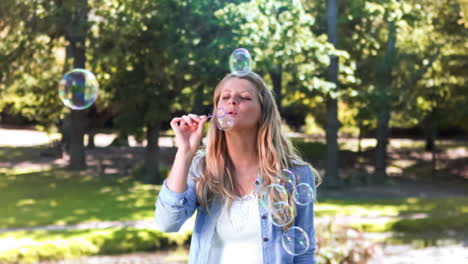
[132, 165, 170, 185]
[2, 0, 466, 137]
[292, 139, 327, 163]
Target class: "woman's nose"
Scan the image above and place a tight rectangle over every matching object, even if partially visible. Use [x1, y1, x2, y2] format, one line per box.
[228, 98, 238, 105]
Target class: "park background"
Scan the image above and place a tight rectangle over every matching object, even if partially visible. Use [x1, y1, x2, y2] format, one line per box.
[1, 0, 467, 263]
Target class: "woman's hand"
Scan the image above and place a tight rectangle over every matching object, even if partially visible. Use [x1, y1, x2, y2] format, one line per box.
[170, 113, 208, 158]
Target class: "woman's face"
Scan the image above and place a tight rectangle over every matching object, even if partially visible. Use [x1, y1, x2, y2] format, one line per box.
[217, 78, 262, 131]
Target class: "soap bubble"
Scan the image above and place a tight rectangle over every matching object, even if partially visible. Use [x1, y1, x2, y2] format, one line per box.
[229, 48, 252, 75]
[258, 184, 289, 210]
[216, 115, 235, 131]
[215, 107, 227, 118]
[207, 107, 234, 131]
[274, 169, 297, 194]
[271, 201, 295, 227]
[58, 69, 98, 110]
[282, 226, 310, 256]
[293, 183, 315, 205]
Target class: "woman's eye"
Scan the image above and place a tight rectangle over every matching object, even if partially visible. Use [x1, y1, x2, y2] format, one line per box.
[241, 97, 250, 100]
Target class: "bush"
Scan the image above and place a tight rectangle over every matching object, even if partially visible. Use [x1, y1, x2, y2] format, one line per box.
[132, 166, 170, 184]
[316, 221, 378, 264]
[292, 139, 326, 163]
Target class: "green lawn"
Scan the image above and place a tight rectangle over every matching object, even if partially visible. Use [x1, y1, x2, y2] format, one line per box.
[2, 168, 467, 231]
[0, 228, 190, 263]
[315, 197, 468, 233]
[1, 166, 468, 262]
[1, 169, 159, 229]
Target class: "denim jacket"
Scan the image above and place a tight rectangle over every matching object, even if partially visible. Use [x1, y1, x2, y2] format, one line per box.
[154, 154, 317, 264]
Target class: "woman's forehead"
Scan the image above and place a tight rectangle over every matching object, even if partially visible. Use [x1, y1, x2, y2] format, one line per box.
[221, 78, 256, 94]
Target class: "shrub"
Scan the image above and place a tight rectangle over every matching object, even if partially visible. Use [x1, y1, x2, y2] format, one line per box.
[316, 220, 378, 264]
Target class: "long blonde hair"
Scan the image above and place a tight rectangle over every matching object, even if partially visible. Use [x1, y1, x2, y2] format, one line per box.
[194, 72, 319, 213]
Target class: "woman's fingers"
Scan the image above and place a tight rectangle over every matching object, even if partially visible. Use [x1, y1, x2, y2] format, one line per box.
[188, 114, 200, 122]
[170, 114, 205, 129]
[180, 115, 193, 126]
[196, 115, 208, 134]
[170, 117, 185, 129]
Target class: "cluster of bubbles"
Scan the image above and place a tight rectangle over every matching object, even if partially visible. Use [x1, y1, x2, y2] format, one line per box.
[257, 169, 315, 256]
[207, 107, 234, 131]
[58, 69, 99, 110]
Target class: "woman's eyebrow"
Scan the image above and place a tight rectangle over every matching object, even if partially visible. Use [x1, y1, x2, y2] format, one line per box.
[222, 90, 252, 94]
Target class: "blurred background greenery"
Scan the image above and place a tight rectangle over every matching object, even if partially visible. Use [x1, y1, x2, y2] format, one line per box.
[1, 0, 467, 263]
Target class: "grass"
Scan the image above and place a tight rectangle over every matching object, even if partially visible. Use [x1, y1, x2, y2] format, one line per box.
[0, 146, 46, 163]
[0, 169, 159, 229]
[316, 197, 468, 234]
[1, 167, 467, 262]
[0, 168, 190, 263]
[1, 137, 468, 262]
[0, 228, 190, 263]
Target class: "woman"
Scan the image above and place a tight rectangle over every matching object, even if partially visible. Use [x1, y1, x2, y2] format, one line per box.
[155, 72, 319, 264]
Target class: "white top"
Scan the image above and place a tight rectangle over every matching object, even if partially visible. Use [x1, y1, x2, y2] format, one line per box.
[207, 193, 264, 264]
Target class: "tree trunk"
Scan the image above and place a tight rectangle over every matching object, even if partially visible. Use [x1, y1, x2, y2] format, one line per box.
[357, 123, 363, 154]
[424, 111, 437, 152]
[374, 20, 397, 183]
[424, 109, 439, 178]
[86, 104, 98, 149]
[375, 110, 391, 183]
[68, 0, 88, 170]
[60, 45, 73, 152]
[87, 129, 96, 149]
[269, 65, 282, 114]
[69, 110, 86, 170]
[191, 84, 204, 114]
[325, 0, 341, 188]
[425, 136, 435, 152]
[144, 122, 161, 184]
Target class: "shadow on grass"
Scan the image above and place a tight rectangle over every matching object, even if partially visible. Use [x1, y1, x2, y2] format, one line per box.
[316, 196, 468, 244]
[1, 168, 161, 229]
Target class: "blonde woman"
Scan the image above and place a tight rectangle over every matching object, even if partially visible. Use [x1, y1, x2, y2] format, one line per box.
[155, 72, 319, 264]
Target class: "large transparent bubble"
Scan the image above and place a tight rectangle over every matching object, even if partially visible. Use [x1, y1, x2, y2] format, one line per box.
[216, 115, 235, 131]
[58, 69, 98, 110]
[282, 226, 310, 256]
[207, 107, 235, 131]
[293, 183, 315, 206]
[273, 169, 297, 194]
[271, 201, 295, 227]
[258, 183, 289, 210]
[229, 48, 252, 75]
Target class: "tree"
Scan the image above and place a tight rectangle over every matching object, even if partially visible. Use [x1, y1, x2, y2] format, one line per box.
[325, 0, 341, 187]
[215, 0, 343, 111]
[0, 0, 97, 169]
[93, 0, 235, 183]
[67, 0, 89, 170]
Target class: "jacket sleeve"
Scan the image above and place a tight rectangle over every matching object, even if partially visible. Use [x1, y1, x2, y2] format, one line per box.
[154, 154, 202, 232]
[293, 165, 317, 264]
